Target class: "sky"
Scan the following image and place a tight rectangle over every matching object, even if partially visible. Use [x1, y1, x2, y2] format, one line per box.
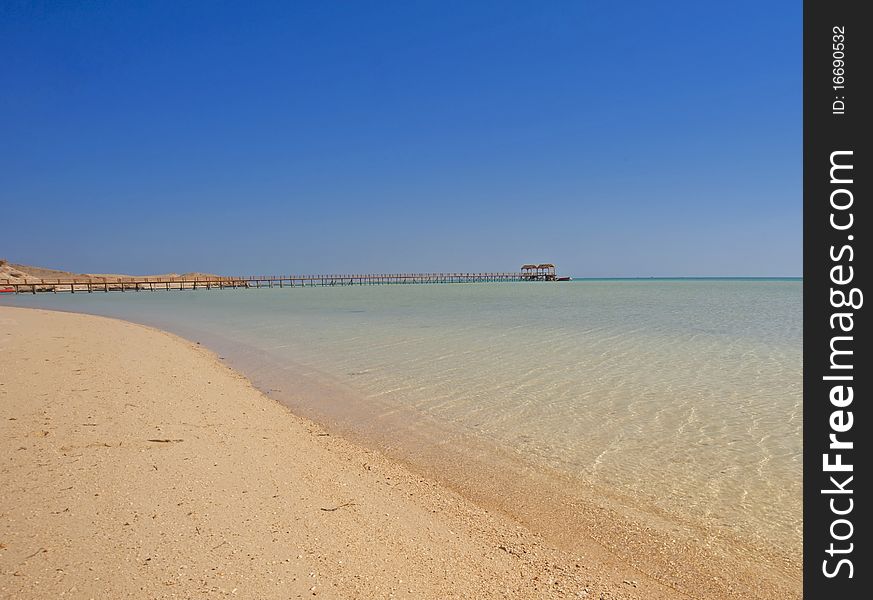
[1, 1, 801, 277]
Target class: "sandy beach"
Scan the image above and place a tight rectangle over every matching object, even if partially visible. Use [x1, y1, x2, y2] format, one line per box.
[0, 306, 797, 599]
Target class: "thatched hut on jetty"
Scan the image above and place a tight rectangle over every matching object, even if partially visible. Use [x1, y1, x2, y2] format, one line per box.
[521, 263, 557, 281]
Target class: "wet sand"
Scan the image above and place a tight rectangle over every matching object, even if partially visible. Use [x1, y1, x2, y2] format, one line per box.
[0, 306, 797, 598]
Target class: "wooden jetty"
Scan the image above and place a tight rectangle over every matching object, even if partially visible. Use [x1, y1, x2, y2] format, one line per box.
[0, 265, 564, 294]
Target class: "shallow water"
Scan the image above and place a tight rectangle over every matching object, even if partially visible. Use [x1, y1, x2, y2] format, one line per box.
[4, 279, 802, 554]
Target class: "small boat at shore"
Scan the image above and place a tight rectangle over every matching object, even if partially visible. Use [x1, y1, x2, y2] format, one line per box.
[556, 276, 571, 281]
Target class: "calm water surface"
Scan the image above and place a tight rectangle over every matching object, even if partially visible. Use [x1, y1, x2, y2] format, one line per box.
[5, 280, 802, 552]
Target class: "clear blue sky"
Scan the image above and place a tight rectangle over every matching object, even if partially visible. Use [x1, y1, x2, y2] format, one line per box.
[1, 1, 800, 277]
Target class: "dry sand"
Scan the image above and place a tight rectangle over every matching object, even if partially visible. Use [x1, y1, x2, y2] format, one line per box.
[0, 306, 795, 599]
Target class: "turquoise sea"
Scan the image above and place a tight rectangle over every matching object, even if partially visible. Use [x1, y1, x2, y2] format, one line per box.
[4, 279, 802, 555]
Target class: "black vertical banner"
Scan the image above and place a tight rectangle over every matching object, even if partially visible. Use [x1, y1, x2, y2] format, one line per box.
[804, 0, 869, 597]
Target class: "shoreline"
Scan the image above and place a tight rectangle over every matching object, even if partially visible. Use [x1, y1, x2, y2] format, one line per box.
[220, 336, 800, 599]
[0, 306, 799, 598]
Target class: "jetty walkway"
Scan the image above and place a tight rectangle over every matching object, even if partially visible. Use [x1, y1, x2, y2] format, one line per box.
[1, 265, 561, 294]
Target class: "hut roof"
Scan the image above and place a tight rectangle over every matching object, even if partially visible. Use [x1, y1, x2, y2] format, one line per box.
[537, 263, 555, 269]
[521, 264, 538, 270]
